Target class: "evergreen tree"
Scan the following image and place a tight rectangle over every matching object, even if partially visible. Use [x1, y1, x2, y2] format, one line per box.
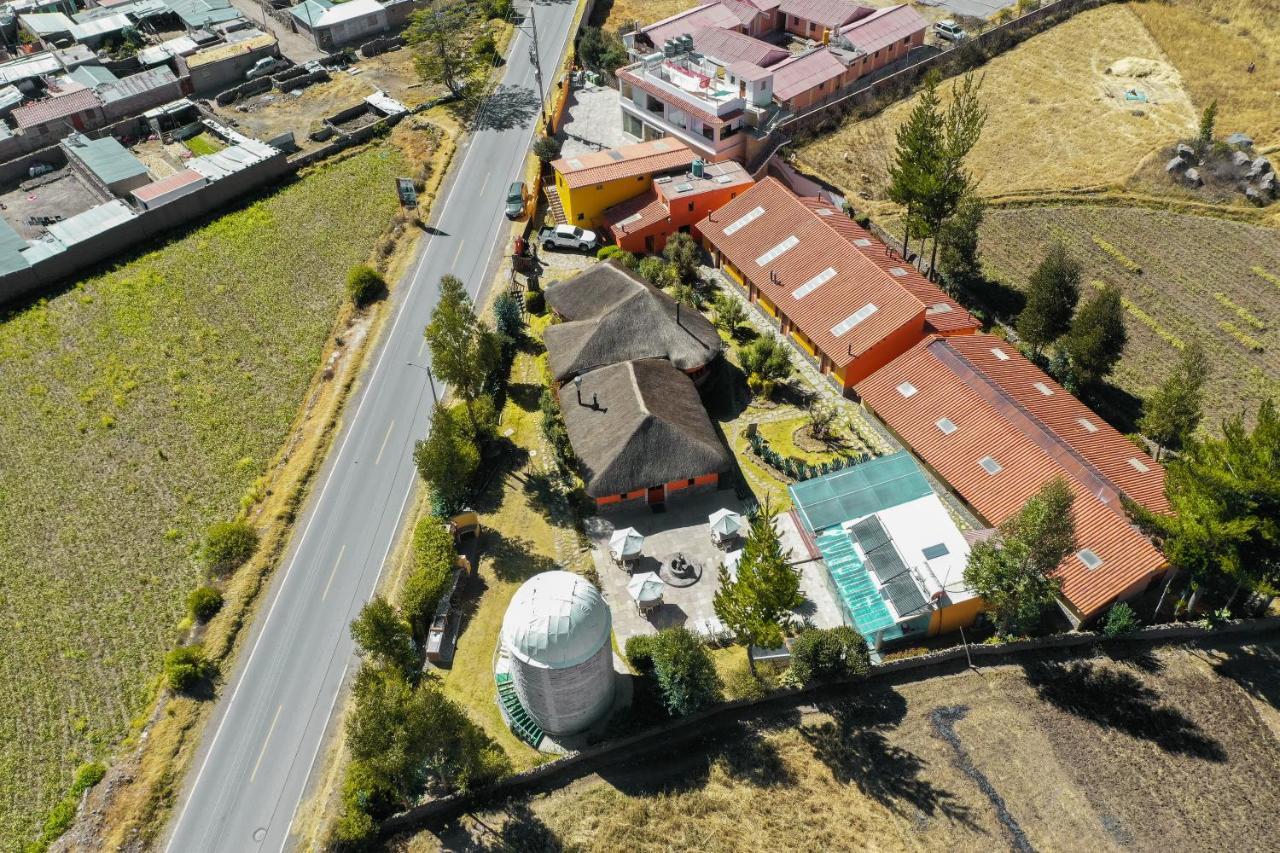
[413, 404, 480, 514]
[964, 478, 1076, 636]
[649, 627, 723, 716]
[921, 73, 986, 275]
[662, 232, 702, 284]
[350, 596, 417, 676]
[1064, 284, 1127, 385]
[886, 71, 943, 257]
[1016, 242, 1081, 353]
[937, 191, 985, 290]
[1197, 99, 1218, 151]
[711, 292, 746, 337]
[713, 499, 803, 673]
[424, 274, 500, 429]
[739, 336, 792, 398]
[1139, 340, 1209, 461]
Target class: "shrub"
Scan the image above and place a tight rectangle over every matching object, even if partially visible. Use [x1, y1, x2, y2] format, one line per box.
[532, 134, 561, 163]
[524, 289, 545, 315]
[636, 256, 667, 285]
[723, 662, 768, 701]
[346, 264, 386, 306]
[614, 250, 639, 270]
[164, 644, 214, 693]
[1102, 601, 1141, 638]
[788, 626, 870, 684]
[402, 515, 456, 641]
[480, 0, 511, 18]
[625, 634, 656, 673]
[597, 245, 622, 260]
[187, 585, 224, 623]
[649, 627, 722, 716]
[202, 520, 258, 576]
[739, 336, 792, 398]
[493, 292, 524, 342]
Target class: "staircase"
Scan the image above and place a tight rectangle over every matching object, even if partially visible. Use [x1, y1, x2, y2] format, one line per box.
[496, 671, 544, 748]
[543, 179, 567, 225]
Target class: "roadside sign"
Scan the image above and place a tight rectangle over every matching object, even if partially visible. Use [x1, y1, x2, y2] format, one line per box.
[396, 177, 417, 207]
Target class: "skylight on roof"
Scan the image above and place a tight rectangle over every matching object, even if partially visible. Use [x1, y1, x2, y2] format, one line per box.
[889, 266, 907, 277]
[1128, 457, 1150, 473]
[978, 456, 1002, 475]
[755, 235, 798, 266]
[831, 303, 878, 337]
[854, 238, 872, 247]
[792, 266, 835, 300]
[674, 182, 694, 193]
[1034, 381, 1054, 396]
[816, 208, 834, 216]
[566, 158, 584, 170]
[922, 543, 949, 560]
[991, 347, 1010, 361]
[724, 205, 764, 235]
[926, 302, 953, 314]
[714, 174, 734, 184]
[1076, 548, 1103, 570]
[654, 175, 673, 183]
[896, 381, 917, 398]
[1077, 417, 1098, 432]
[935, 417, 957, 434]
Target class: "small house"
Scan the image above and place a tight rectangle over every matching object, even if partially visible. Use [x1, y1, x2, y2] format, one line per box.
[550, 137, 693, 228]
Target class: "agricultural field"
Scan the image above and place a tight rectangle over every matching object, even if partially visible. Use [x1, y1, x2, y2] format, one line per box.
[978, 205, 1280, 429]
[400, 639, 1280, 852]
[0, 145, 407, 850]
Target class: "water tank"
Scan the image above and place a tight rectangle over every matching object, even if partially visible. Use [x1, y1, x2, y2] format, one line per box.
[500, 571, 614, 736]
[691, 158, 705, 178]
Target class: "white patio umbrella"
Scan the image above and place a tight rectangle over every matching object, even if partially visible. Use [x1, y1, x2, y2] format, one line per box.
[722, 549, 743, 582]
[609, 527, 644, 560]
[627, 571, 665, 605]
[709, 508, 744, 540]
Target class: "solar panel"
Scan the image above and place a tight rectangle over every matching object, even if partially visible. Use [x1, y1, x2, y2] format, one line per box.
[850, 515, 890, 553]
[881, 571, 927, 617]
[850, 516, 927, 617]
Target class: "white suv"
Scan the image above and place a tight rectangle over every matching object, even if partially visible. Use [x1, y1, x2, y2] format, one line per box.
[933, 20, 967, 43]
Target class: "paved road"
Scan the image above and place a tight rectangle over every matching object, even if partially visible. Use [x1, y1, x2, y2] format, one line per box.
[164, 4, 579, 850]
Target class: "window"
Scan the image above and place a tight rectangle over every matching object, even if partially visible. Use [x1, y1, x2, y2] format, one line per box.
[1033, 382, 1054, 396]
[922, 543, 949, 560]
[935, 417, 957, 434]
[1076, 549, 1103, 570]
[991, 347, 1010, 361]
[724, 206, 764, 235]
[1077, 417, 1098, 433]
[832, 304, 878, 337]
[1128, 457, 1150, 473]
[896, 381, 917, 398]
[721, 122, 740, 139]
[903, 37, 909, 45]
[889, 266, 907, 277]
[637, 175, 645, 181]
[978, 456, 1002, 475]
[755, 235, 798, 266]
[688, 202, 694, 211]
[791, 266, 835, 300]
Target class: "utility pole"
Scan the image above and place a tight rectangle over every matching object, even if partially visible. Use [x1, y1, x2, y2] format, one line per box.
[523, 3, 550, 131]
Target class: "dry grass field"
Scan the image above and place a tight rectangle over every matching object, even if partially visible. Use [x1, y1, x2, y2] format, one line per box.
[977, 205, 1280, 429]
[0, 146, 407, 851]
[794, 4, 1197, 209]
[400, 639, 1280, 852]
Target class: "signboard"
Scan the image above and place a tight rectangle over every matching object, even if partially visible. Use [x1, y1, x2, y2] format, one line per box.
[396, 177, 417, 207]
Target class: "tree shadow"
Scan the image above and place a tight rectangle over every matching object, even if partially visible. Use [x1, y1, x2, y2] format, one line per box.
[701, 357, 748, 422]
[470, 437, 532, 514]
[798, 687, 975, 827]
[1023, 659, 1227, 761]
[450, 801, 565, 852]
[483, 530, 558, 583]
[1083, 380, 1145, 435]
[964, 275, 1025, 321]
[474, 84, 542, 131]
[1105, 644, 1165, 674]
[1212, 643, 1280, 709]
[507, 381, 542, 412]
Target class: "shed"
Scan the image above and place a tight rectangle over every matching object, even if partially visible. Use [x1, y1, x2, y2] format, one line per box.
[62, 133, 150, 196]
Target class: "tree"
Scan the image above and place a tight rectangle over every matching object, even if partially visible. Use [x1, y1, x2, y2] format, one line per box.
[576, 26, 629, 73]
[351, 596, 418, 675]
[538, 389, 574, 470]
[662, 232, 701, 283]
[806, 399, 838, 443]
[414, 404, 480, 515]
[711, 292, 746, 337]
[202, 520, 258, 576]
[424, 274, 500, 429]
[649, 627, 723, 716]
[346, 264, 386, 307]
[1102, 601, 1140, 637]
[402, 516, 457, 642]
[407, 0, 482, 99]
[164, 645, 214, 693]
[492, 292, 524, 343]
[1063, 284, 1127, 386]
[1197, 99, 1218, 151]
[1016, 242, 1081, 353]
[532, 134, 562, 163]
[886, 71, 943, 256]
[187, 585, 224, 623]
[964, 477, 1076, 636]
[1139, 340, 1209, 460]
[937, 191, 985, 290]
[1143, 400, 1280, 609]
[920, 73, 986, 275]
[788, 626, 870, 684]
[738, 336, 792, 398]
[636, 255, 668, 285]
[713, 500, 803, 673]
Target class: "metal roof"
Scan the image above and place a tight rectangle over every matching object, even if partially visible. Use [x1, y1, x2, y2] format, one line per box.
[501, 571, 612, 669]
[131, 167, 205, 202]
[68, 64, 120, 88]
[642, 3, 743, 46]
[64, 133, 148, 185]
[46, 200, 134, 246]
[315, 0, 383, 27]
[289, 0, 333, 27]
[18, 11, 74, 34]
[838, 4, 926, 56]
[12, 87, 102, 129]
[778, 0, 867, 29]
[770, 48, 847, 102]
[68, 13, 132, 40]
[789, 451, 932, 533]
[98, 66, 178, 103]
[0, 218, 31, 275]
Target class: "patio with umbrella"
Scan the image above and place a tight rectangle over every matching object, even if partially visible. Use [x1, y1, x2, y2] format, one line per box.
[627, 571, 665, 614]
[708, 508, 744, 547]
[609, 527, 644, 566]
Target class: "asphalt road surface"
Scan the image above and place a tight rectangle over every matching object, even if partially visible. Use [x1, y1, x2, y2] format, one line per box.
[164, 4, 579, 850]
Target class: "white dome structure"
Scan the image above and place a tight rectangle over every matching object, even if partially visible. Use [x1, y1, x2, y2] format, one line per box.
[500, 571, 614, 736]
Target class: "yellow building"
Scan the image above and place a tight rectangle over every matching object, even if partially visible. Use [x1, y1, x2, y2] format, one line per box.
[551, 137, 694, 228]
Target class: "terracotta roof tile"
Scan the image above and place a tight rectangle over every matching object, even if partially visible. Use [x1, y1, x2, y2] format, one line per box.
[602, 189, 669, 236]
[857, 334, 1168, 620]
[698, 177, 924, 368]
[552, 137, 693, 189]
[12, 87, 101, 129]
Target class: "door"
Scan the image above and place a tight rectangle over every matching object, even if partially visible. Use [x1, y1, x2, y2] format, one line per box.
[647, 485, 665, 504]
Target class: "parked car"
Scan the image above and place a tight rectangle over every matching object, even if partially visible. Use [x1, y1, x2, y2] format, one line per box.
[505, 181, 528, 219]
[245, 57, 282, 80]
[932, 20, 967, 43]
[539, 224, 598, 251]
[27, 162, 53, 178]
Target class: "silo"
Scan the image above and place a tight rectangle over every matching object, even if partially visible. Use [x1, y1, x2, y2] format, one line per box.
[500, 571, 614, 736]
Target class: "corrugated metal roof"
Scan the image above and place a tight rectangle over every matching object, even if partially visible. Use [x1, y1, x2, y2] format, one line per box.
[778, 0, 867, 29]
[64, 133, 148, 185]
[67, 13, 131, 40]
[46, 200, 134, 245]
[856, 334, 1167, 620]
[68, 64, 120, 88]
[838, 4, 926, 56]
[698, 177, 924, 368]
[0, 218, 31, 275]
[641, 2, 742, 46]
[693, 27, 788, 68]
[98, 66, 178, 103]
[18, 11, 74, 34]
[164, 0, 243, 29]
[289, 0, 333, 27]
[552, 137, 692, 189]
[315, 0, 382, 27]
[187, 142, 271, 179]
[12, 87, 101, 129]
[770, 47, 847, 102]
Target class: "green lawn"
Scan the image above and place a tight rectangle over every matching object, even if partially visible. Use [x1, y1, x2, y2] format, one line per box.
[181, 132, 225, 157]
[0, 146, 406, 850]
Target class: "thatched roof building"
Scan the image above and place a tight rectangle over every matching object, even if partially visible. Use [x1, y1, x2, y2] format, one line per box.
[558, 359, 730, 500]
[544, 262, 721, 383]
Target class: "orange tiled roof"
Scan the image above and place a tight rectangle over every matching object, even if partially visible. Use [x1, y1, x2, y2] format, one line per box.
[857, 333, 1168, 620]
[603, 189, 669, 236]
[552, 137, 694, 189]
[698, 177, 925, 368]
